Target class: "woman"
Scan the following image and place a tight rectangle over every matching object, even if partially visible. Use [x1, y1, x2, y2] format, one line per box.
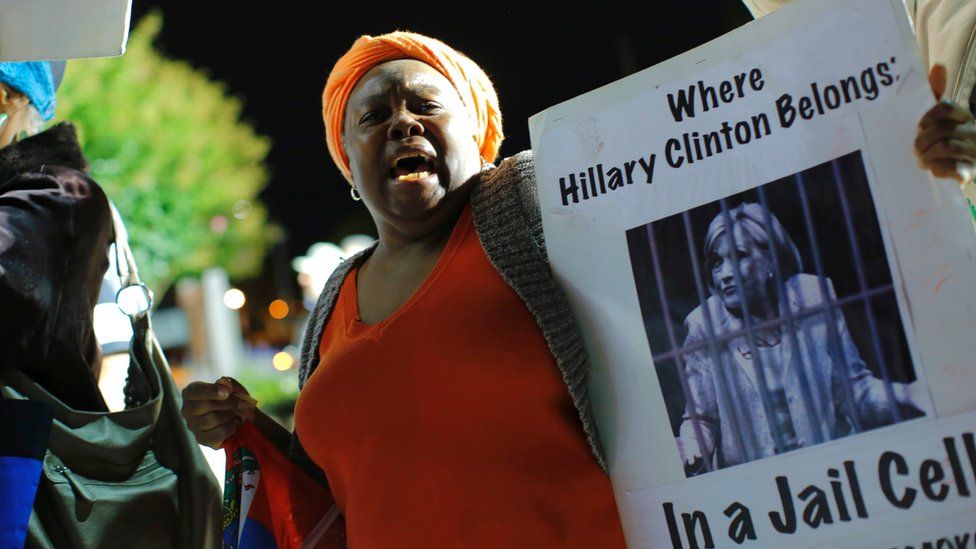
[0, 61, 220, 548]
[181, 32, 627, 547]
[676, 203, 923, 475]
[180, 31, 975, 545]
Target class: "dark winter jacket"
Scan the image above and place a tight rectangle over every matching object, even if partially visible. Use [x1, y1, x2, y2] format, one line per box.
[0, 122, 111, 412]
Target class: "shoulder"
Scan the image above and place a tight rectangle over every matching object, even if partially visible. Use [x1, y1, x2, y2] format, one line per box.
[784, 273, 835, 309]
[471, 149, 546, 253]
[683, 295, 727, 340]
[477, 150, 536, 197]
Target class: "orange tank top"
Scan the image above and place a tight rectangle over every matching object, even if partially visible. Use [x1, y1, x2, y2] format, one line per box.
[293, 205, 625, 548]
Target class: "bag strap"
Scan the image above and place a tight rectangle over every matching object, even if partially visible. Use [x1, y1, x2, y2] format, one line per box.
[108, 201, 153, 318]
[107, 201, 157, 408]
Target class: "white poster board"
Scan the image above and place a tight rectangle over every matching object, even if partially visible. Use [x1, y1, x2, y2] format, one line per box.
[529, 0, 976, 547]
[0, 0, 132, 61]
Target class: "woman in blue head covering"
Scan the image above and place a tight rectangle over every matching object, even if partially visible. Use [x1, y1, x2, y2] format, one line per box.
[0, 60, 112, 411]
[0, 60, 114, 548]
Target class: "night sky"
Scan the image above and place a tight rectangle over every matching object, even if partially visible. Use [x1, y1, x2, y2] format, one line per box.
[130, 2, 753, 260]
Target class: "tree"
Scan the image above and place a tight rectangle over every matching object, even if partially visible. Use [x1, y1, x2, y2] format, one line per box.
[56, 12, 278, 296]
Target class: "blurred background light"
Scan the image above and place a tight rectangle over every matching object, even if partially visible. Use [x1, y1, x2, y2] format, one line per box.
[223, 288, 246, 310]
[272, 351, 294, 371]
[268, 298, 289, 319]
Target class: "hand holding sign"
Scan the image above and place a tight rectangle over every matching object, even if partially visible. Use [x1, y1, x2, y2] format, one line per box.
[914, 64, 976, 184]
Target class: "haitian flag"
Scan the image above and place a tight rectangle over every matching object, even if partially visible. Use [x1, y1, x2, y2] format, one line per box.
[222, 422, 344, 549]
[0, 399, 53, 548]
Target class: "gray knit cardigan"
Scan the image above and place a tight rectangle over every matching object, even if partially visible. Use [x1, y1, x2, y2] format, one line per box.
[289, 150, 608, 482]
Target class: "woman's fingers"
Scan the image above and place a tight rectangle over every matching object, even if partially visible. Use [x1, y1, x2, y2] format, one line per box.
[186, 410, 239, 433]
[913, 96, 976, 183]
[197, 417, 244, 449]
[915, 121, 976, 154]
[918, 138, 976, 166]
[929, 64, 947, 100]
[927, 159, 965, 180]
[180, 379, 256, 446]
[918, 100, 973, 128]
[183, 381, 230, 402]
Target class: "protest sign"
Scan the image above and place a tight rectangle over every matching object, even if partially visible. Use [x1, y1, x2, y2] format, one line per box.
[0, 0, 131, 61]
[529, 0, 976, 547]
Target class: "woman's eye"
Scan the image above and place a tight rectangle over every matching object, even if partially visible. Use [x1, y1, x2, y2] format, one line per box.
[417, 102, 440, 114]
[359, 111, 380, 125]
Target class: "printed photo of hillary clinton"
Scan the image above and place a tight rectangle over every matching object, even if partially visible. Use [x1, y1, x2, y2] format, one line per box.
[626, 151, 929, 477]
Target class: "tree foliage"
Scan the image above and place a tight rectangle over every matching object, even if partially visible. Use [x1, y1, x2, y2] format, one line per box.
[56, 12, 278, 295]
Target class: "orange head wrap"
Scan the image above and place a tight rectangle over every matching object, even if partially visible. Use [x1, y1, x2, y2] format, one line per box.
[323, 31, 503, 183]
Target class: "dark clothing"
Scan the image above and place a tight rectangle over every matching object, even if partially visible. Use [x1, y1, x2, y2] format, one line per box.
[0, 123, 111, 412]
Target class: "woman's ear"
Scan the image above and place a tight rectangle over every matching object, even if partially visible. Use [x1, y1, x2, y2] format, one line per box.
[0, 84, 28, 114]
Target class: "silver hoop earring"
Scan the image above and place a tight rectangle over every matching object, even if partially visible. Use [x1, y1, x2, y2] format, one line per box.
[350, 186, 361, 201]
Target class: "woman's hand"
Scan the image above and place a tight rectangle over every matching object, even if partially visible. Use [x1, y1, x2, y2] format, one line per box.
[892, 381, 928, 420]
[677, 421, 714, 475]
[915, 65, 976, 184]
[180, 376, 257, 449]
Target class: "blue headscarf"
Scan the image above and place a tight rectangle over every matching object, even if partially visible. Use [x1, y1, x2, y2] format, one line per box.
[0, 62, 57, 121]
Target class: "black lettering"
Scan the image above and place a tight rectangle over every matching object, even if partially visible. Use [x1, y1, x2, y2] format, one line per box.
[839, 76, 862, 103]
[880, 451, 916, 509]
[798, 485, 833, 528]
[799, 96, 815, 120]
[877, 61, 894, 86]
[607, 167, 624, 189]
[719, 80, 734, 103]
[751, 113, 771, 139]
[734, 121, 751, 144]
[682, 510, 715, 549]
[776, 94, 796, 128]
[811, 82, 825, 114]
[768, 476, 797, 533]
[733, 72, 748, 97]
[587, 167, 598, 197]
[962, 433, 976, 488]
[945, 436, 971, 497]
[699, 80, 718, 112]
[668, 86, 697, 122]
[823, 84, 841, 109]
[861, 67, 880, 100]
[920, 459, 949, 501]
[638, 154, 656, 184]
[691, 132, 703, 161]
[749, 68, 765, 91]
[596, 164, 607, 194]
[827, 468, 851, 522]
[579, 172, 589, 200]
[559, 176, 578, 206]
[666, 140, 684, 169]
[845, 461, 869, 518]
[719, 121, 734, 149]
[683, 132, 695, 165]
[724, 502, 756, 544]
[954, 533, 971, 548]
[703, 131, 723, 157]
[664, 502, 684, 549]
[624, 160, 638, 184]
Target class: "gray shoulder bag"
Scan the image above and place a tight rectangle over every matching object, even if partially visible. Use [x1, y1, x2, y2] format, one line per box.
[0, 201, 222, 548]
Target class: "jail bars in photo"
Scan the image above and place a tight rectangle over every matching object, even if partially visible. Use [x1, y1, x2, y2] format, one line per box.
[627, 151, 924, 477]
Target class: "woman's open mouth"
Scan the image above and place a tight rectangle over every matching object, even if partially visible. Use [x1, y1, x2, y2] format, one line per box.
[389, 152, 435, 183]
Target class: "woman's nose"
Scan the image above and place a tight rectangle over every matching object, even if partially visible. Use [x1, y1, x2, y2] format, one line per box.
[717, 261, 734, 282]
[388, 110, 423, 140]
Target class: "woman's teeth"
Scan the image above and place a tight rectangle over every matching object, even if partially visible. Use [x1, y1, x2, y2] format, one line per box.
[396, 171, 431, 182]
